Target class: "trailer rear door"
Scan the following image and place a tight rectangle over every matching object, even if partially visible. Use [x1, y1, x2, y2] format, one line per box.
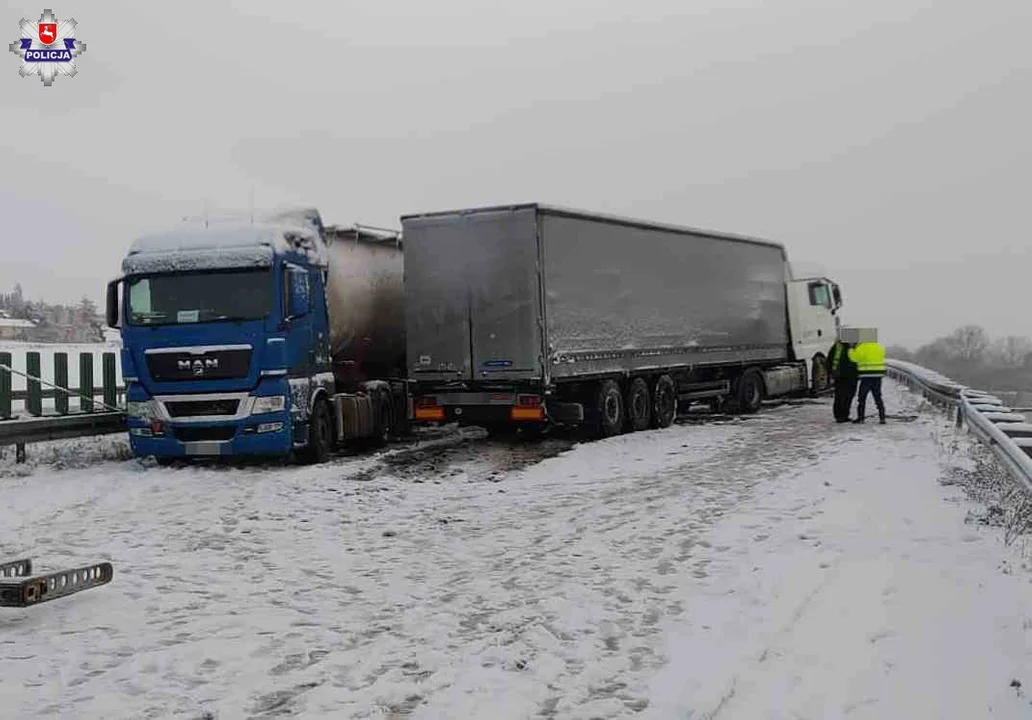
[466, 208, 542, 381]
[403, 214, 472, 381]
[403, 207, 542, 383]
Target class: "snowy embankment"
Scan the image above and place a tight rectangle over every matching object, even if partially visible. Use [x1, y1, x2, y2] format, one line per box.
[1, 383, 1030, 719]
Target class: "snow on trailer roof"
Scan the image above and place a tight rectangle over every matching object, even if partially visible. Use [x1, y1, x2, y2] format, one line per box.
[399, 202, 787, 252]
[324, 223, 403, 247]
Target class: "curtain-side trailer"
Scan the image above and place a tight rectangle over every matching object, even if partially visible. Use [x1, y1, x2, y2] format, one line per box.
[402, 203, 841, 437]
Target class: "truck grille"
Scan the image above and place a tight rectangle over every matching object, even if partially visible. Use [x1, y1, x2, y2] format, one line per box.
[165, 399, 240, 418]
[172, 426, 237, 442]
[146, 348, 252, 382]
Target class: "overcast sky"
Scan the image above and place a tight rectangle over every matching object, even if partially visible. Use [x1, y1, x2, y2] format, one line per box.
[1, 0, 1028, 347]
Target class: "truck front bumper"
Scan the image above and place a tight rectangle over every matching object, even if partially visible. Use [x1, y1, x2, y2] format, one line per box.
[129, 416, 293, 458]
[126, 380, 294, 459]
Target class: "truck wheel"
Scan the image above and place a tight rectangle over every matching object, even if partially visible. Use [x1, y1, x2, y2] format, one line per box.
[651, 375, 676, 429]
[810, 354, 829, 396]
[298, 399, 333, 464]
[626, 377, 651, 432]
[737, 369, 764, 414]
[594, 379, 624, 438]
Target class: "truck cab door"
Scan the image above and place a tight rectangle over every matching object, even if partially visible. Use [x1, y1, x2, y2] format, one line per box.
[787, 278, 836, 358]
[283, 263, 315, 410]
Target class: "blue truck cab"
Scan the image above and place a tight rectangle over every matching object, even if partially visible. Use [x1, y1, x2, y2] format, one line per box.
[105, 208, 408, 463]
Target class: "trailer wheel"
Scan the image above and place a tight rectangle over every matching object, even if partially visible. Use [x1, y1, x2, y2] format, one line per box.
[594, 379, 624, 438]
[298, 398, 333, 464]
[371, 393, 392, 448]
[626, 377, 651, 432]
[651, 375, 676, 429]
[393, 386, 412, 438]
[737, 368, 764, 414]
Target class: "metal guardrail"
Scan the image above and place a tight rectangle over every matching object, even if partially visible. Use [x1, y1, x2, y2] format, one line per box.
[886, 359, 1032, 495]
[0, 412, 126, 447]
[0, 349, 126, 463]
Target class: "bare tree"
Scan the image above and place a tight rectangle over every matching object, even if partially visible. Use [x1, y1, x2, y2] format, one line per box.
[990, 336, 1032, 368]
[944, 324, 990, 364]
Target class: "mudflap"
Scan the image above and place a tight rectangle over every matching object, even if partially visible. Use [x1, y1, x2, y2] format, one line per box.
[0, 558, 113, 608]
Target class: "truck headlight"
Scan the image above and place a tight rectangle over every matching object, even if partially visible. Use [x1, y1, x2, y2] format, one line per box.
[251, 395, 286, 415]
[127, 400, 157, 420]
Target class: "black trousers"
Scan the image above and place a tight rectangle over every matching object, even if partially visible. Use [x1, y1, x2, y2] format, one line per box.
[833, 378, 858, 422]
[857, 376, 885, 421]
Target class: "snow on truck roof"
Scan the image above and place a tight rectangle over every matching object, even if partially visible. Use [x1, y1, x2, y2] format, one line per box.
[120, 207, 404, 276]
[122, 221, 328, 276]
[400, 202, 787, 253]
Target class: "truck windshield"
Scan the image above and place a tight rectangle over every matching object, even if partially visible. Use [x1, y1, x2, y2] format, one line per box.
[126, 269, 272, 326]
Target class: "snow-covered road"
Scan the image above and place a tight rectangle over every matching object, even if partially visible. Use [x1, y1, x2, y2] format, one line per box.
[2, 383, 1031, 719]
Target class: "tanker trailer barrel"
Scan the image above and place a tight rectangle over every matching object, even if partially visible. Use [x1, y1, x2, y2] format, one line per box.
[323, 225, 406, 381]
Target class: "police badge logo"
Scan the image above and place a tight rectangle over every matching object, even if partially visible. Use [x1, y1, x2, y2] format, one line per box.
[9, 8, 86, 86]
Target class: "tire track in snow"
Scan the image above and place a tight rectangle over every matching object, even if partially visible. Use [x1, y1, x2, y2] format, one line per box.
[330, 403, 848, 718]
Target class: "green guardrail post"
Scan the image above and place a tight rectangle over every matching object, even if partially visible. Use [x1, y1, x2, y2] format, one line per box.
[80, 353, 94, 413]
[0, 352, 11, 419]
[54, 352, 69, 415]
[26, 352, 42, 416]
[102, 353, 117, 410]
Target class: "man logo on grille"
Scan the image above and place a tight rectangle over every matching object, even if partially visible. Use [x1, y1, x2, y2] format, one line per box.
[177, 358, 219, 376]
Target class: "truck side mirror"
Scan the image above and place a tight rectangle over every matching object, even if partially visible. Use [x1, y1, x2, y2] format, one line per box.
[105, 279, 121, 328]
[287, 268, 310, 319]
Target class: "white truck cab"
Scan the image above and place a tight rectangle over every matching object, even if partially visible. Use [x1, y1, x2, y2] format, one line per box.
[786, 275, 843, 391]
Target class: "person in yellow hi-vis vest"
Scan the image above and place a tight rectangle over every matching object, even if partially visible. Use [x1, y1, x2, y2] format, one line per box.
[848, 339, 886, 424]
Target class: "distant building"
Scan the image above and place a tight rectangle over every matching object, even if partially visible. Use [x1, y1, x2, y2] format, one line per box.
[0, 316, 37, 341]
[103, 327, 121, 345]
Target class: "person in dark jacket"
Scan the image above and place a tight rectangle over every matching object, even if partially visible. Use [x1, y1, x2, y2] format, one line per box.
[828, 339, 859, 423]
[849, 340, 887, 424]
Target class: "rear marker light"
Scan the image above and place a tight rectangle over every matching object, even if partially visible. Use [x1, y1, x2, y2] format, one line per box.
[511, 406, 545, 421]
[415, 407, 445, 421]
